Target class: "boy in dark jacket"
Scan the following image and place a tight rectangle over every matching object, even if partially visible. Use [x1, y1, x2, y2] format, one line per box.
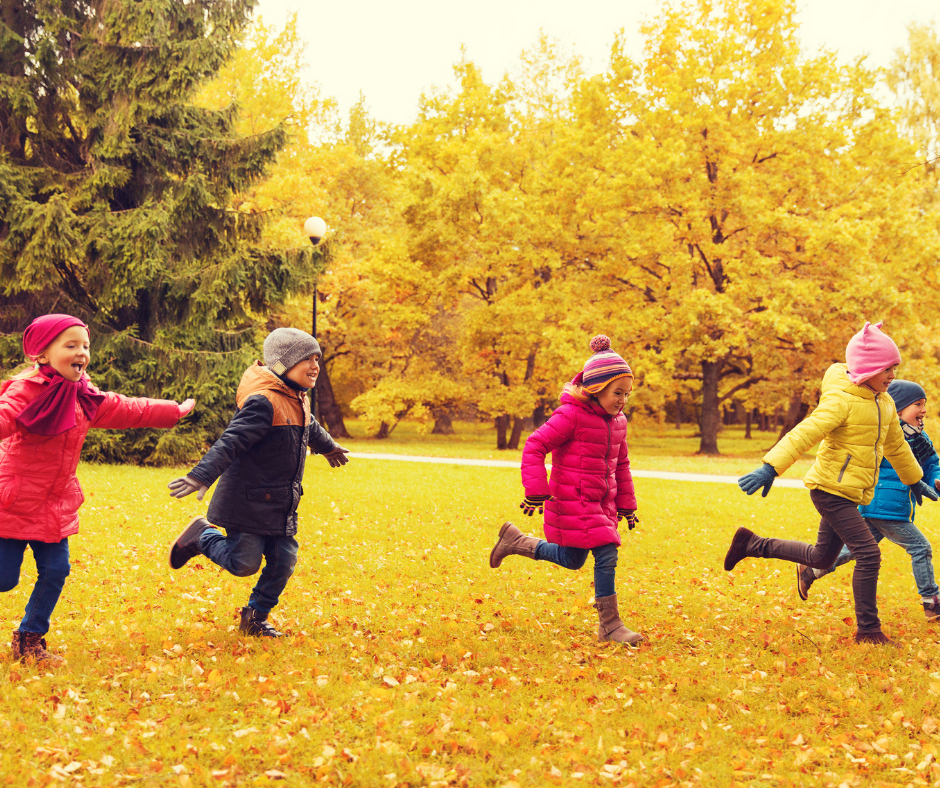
[798, 380, 940, 620]
[166, 328, 348, 637]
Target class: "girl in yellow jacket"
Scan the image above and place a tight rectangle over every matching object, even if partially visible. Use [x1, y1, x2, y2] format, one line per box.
[724, 322, 936, 646]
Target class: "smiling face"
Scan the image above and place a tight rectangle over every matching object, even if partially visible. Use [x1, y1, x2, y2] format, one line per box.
[595, 376, 634, 416]
[35, 325, 91, 382]
[864, 365, 898, 394]
[898, 398, 928, 430]
[285, 354, 320, 389]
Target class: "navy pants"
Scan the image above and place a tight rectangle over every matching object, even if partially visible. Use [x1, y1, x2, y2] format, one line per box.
[534, 541, 618, 598]
[0, 537, 71, 635]
[199, 529, 298, 615]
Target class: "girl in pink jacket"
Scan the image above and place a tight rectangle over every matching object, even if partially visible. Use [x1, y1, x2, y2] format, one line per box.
[489, 336, 642, 645]
[0, 314, 194, 665]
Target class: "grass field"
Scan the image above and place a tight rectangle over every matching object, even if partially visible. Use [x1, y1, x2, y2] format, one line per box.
[2, 425, 940, 787]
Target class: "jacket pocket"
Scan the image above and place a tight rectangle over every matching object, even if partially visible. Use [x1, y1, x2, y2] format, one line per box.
[57, 478, 84, 515]
[0, 474, 21, 509]
[837, 455, 852, 483]
[246, 486, 290, 506]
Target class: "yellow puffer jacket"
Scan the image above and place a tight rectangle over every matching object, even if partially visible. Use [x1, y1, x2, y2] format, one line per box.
[764, 363, 921, 505]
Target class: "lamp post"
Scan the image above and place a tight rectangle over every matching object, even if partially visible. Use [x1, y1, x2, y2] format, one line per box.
[304, 216, 327, 423]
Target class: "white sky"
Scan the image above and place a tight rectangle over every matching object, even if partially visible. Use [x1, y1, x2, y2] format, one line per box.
[254, 0, 939, 126]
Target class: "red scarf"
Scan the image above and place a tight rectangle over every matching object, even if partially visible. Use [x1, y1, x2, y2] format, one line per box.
[15, 365, 107, 436]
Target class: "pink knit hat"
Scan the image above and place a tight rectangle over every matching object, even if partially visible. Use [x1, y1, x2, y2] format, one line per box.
[845, 321, 901, 385]
[22, 314, 89, 359]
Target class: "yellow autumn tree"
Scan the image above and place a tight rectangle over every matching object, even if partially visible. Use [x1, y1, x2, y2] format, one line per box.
[555, 0, 937, 453]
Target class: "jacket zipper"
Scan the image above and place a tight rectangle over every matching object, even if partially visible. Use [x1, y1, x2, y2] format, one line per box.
[290, 390, 308, 498]
[604, 418, 612, 500]
[837, 455, 852, 483]
[874, 393, 882, 491]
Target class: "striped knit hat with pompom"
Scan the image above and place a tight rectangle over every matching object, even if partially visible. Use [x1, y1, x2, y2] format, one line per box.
[574, 335, 633, 394]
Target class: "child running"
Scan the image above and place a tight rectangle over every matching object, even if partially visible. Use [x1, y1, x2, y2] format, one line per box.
[0, 314, 194, 665]
[725, 322, 937, 645]
[167, 328, 348, 638]
[489, 335, 643, 645]
[799, 379, 940, 620]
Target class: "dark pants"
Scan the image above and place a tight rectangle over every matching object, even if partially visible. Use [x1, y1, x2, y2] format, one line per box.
[534, 541, 618, 598]
[0, 537, 71, 635]
[199, 529, 298, 616]
[747, 489, 882, 634]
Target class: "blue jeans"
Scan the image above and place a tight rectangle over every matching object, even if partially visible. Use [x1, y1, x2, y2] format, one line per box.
[534, 541, 618, 598]
[199, 529, 298, 615]
[820, 517, 940, 599]
[0, 538, 71, 635]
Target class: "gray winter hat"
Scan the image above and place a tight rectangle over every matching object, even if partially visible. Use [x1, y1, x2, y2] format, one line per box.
[263, 328, 321, 375]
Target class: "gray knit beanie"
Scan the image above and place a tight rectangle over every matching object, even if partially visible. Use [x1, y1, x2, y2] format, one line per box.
[263, 328, 321, 375]
[888, 380, 927, 413]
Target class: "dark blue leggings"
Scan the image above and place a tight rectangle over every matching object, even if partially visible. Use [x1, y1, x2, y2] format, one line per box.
[534, 541, 618, 597]
[0, 537, 71, 635]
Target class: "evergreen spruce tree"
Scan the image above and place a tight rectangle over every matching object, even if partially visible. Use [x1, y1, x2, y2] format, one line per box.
[0, 0, 325, 462]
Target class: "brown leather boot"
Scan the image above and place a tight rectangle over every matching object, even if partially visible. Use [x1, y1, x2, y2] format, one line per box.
[595, 594, 644, 646]
[489, 522, 540, 568]
[169, 516, 212, 570]
[12, 631, 66, 666]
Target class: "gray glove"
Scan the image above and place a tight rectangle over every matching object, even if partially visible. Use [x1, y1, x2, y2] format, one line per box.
[910, 480, 939, 506]
[322, 444, 350, 468]
[167, 476, 209, 501]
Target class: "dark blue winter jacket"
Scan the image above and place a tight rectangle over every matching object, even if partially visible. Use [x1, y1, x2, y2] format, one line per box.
[859, 423, 940, 523]
[188, 362, 336, 536]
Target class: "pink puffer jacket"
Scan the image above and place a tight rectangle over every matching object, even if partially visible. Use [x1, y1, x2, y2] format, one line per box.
[0, 370, 182, 542]
[521, 390, 636, 549]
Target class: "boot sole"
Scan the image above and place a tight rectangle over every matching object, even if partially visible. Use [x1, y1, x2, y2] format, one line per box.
[168, 516, 209, 570]
[489, 522, 514, 569]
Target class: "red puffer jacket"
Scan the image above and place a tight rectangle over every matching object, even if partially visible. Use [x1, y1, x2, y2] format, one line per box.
[0, 369, 182, 542]
[521, 389, 636, 549]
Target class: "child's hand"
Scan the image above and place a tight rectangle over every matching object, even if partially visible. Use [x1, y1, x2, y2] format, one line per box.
[520, 494, 552, 516]
[323, 444, 350, 467]
[617, 509, 639, 530]
[178, 398, 196, 418]
[738, 463, 777, 497]
[168, 476, 209, 501]
[911, 480, 939, 506]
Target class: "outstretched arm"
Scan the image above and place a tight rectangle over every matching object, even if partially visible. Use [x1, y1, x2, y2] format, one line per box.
[185, 396, 272, 489]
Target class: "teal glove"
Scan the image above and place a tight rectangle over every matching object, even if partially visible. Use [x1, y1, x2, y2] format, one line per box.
[738, 463, 777, 497]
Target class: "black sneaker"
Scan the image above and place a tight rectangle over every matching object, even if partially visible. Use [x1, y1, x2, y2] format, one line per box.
[924, 597, 940, 621]
[168, 517, 211, 570]
[797, 564, 816, 601]
[239, 606, 285, 638]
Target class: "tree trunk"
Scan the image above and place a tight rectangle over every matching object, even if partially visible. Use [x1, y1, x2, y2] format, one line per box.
[375, 421, 390, 439]
[776, 393, 810, 444]
[495, 415, 509, 450]
[431, 410, 454, 435]
[508, 417, 525, 450]
[697, 360, 721, 455]
[744, 409, 752, 439]
[675, 394, 683, 429]
[316, 360, 351, 438]
[532, 404, 547, 429]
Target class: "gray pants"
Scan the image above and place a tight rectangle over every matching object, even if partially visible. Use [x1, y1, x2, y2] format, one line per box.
[747, 489, 882, 635]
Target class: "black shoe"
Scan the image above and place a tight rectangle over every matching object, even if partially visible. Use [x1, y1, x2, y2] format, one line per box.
[797, 564, 816, 601]
[724, 527, 755, 571]
[168, 516, 211, 570]
[924, 596, 940, 621]
[239, 606, 284, 638]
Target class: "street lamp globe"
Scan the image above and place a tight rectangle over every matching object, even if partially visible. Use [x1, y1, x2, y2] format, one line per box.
[304, 216, 327, 246]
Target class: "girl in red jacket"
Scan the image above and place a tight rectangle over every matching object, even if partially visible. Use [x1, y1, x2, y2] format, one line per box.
[489, 336, 642, 645]
[0, 314, 194, 665]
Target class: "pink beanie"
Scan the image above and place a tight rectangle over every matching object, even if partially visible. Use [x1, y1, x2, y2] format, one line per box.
[844, 321, 901, 385]
[22, 314, 89, 359]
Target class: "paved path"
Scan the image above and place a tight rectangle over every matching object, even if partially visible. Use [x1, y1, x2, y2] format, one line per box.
[346, 452, 805, 488]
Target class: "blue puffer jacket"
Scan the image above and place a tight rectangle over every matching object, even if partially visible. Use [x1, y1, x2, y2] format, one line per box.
[859, 424, 940, 523]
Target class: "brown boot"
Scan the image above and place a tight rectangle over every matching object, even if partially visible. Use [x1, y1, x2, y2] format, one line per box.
[169, 516, 212, 569]
[239, 607, 284, 638]
[489, 522, 540, 568]
[12, 631, 65, 666]
[724, 527, 756, 571]
[595, 594, 644, 646]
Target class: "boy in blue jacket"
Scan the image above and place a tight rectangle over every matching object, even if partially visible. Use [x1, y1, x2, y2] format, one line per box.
[798, 380, 940, 620]
[166, 328, 349, 637]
